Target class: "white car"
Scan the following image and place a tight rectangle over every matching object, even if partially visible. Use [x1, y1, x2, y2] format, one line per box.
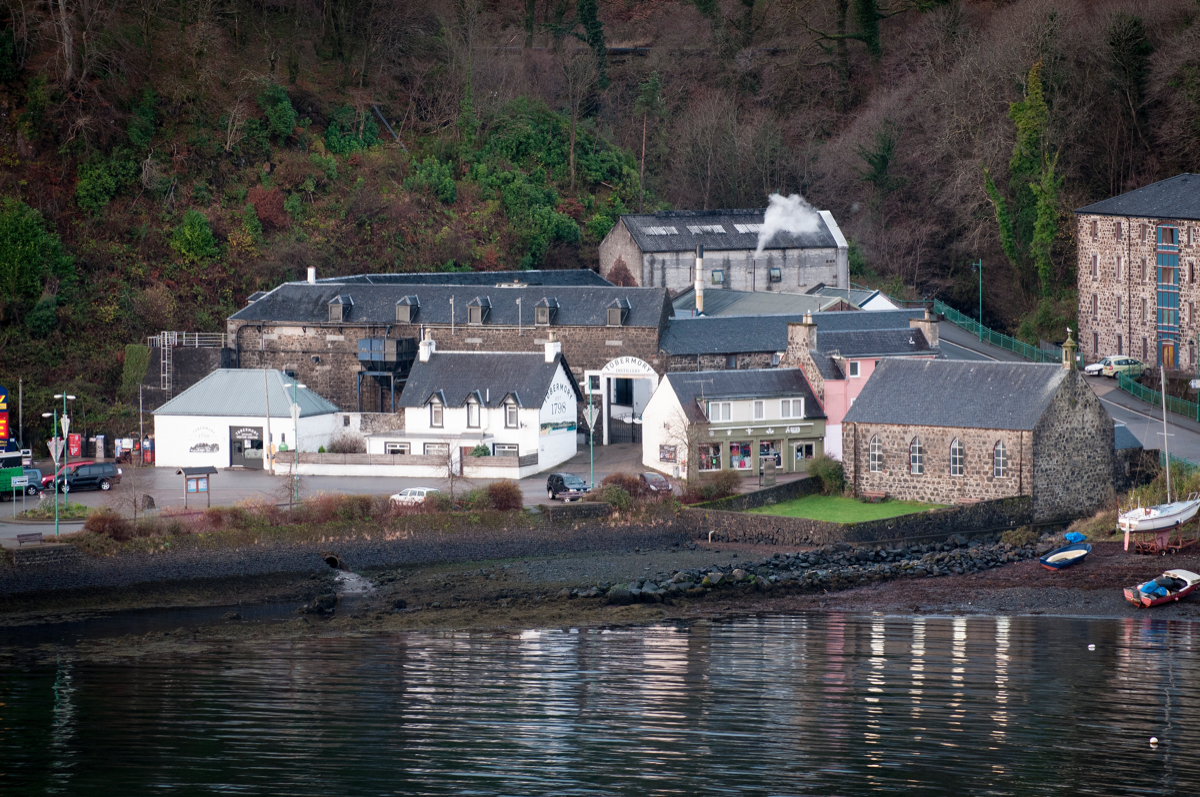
[390, 487, 440, 506]
[1084, 356, 1117, 377]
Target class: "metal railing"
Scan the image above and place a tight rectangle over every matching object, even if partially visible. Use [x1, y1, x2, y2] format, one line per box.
[1161, 451, 1198, 472]
[933, 300, 1064, 363]
[147, 331, 229, 348]
[1119, 372, 1200, 422]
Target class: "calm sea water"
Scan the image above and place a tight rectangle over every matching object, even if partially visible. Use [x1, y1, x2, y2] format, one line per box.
[3, 613, 1198, 795]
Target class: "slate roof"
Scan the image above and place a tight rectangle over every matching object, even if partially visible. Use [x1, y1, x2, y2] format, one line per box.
[619, 208, 842, 253]
[1114, 423, 1142, 451]
[809, 329, 937, 380]
[398, 352, 581, 408]
[672, 287, 842, 317]
[1075, 174, 1200, 221]
[659, 309, 926, 356]
[317, 269, 611, 286]
[232, 283, 671, 328]
[153, 370, 340, 417]
[842, 360, 1068, 430]
[809, 285, 891, 308]
[665, 369, 825, 423]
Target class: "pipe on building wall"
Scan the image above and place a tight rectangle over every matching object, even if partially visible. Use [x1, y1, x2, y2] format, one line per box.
[695, 245, 705, 315]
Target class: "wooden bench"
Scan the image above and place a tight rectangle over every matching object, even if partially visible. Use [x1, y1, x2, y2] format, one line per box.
[861, 491, 887, 503]
[16, 532, 44, 546]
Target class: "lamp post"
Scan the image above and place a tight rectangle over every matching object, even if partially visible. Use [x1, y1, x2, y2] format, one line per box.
[971, 259, 983, 341]
[54, 394, 75, 511]
[284, 382, 305, 503]
[587, 376, 596, 490]
[41, 409, 61, 536]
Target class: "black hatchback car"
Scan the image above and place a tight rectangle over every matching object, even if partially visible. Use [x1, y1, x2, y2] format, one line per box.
[546, 473, 589, 501]
[56, 462, 123, 492]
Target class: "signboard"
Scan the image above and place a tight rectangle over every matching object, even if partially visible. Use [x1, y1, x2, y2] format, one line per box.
[0, 385, 8, 447]
[48, 437, 63, 463]
[659, 445, 677, 463]
[232, 427, 262, 441]
[11, 476, 28, 487]
[68, 433, 82, 457]
[1190, 379, 1200, 390]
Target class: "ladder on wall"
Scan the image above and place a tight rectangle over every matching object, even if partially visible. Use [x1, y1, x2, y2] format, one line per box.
[160, 341, 173, 395]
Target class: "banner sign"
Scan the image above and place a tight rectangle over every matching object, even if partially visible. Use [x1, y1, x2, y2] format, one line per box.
[68, 433, 82, 457]
[0, 385, 8, 446]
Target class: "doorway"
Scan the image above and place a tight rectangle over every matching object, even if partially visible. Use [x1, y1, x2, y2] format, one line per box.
[229, 426, 264, 468]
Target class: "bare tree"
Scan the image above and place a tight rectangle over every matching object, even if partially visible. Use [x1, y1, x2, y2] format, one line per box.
[430, 439, 467, 501]
[658, 404, 708, 484]
[557, 44, 597, 189]
[103, 461, 156, 525]
[224, 92, 250, 153]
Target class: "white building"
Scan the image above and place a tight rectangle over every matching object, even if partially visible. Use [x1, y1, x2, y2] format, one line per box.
[152, 369, 341, 469]
[364, 337, 581, 479]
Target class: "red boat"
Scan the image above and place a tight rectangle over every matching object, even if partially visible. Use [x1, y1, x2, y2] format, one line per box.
[1124, 569, 1200, 608]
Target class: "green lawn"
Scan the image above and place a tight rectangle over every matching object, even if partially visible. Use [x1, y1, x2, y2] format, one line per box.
[748, 494, 945, 523]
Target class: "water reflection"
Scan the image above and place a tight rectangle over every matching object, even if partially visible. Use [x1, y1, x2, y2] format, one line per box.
[3, 614, 1200, 795]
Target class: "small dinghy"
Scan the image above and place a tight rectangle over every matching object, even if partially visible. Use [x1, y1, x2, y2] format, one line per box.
[1124, 569, 1200, 608]
[1039, 543, 1092, 571]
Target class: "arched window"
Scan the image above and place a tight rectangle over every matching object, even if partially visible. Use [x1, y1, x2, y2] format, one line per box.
[950, 438, 964, 476]
[993, 441, 1008, 478]
[909, 437, 924, 475]
[869, 436, 883, 473]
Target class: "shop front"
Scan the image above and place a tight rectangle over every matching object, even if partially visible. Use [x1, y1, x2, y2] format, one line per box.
[697, 423, 825, 474]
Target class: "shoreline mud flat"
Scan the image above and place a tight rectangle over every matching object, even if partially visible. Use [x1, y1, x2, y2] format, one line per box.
[4, 540, 1200, 662]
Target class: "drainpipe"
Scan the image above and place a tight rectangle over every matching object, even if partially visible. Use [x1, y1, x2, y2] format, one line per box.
[695, 245, 705, 315]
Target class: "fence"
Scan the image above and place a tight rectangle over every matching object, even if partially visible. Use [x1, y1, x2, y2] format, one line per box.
[933, 300, 1064, 363]
[1119, 372, 1200, 423]
[1161, 451, 1198, 472]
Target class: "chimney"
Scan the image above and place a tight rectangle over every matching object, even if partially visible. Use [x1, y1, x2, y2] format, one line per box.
[909, 308, 939, 349]
[307, 267, 316, 285]
[1062, 327, 1078, 371]
[545, 330, 561, 363]
[694, 245, 705, 315]
[784, 313, 818, 360]
[418, 332, 436, 363]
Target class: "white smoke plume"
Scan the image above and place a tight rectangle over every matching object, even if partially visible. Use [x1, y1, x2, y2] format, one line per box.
[755, 193, 822, 256]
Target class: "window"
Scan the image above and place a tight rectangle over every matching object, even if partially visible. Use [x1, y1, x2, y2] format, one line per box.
[467, 400, 480, 428]
[711, 269, 725, 285]
[1142, 259, 1147, 281]
[494, 443, 518, 456]
[1093, 331, 1099, 355]
[1143, 337, 1148, 360]
[424, 443, 449, 457]
[430, 401, 443, 428]
[780, 399, 804, 418]
[687, 224, 726, 234]
[1116, 296, 1123, 320]
[760, 440, 782, 468]
[753, 401, 765, 420]
[909, 437, 924, 475]
[993, 441, 1008, 477]
[726, 355, 737, 369]
[588, 374, 600, 393]
[1141, 297, 1146, 322]
[1091, 294, 1098, 318]
[343, 415, 350, 427]
[1192, 302, 1196, 325]
[848, 361, 860, 377]
[535, 307, 550, 325]
[733, 223, 763, 234]
[1117, 334, 1123, 355]
[795, 442, 815, 461]
[644, 226, 679, 236]
[869, 436, 883, 473]
[607, 307, 624, 326]
[505, 402, 518, 428]
[1141, 223, 1149, 242]
[1091, 254, 1098, 278]
[772, 353, 781, 366]
[1115, 221, 1123, 241]
[1090, 219, 1098, 238]
[468, 306, 484, 325]
[730, 442, 752, 469]
[1192, 262, 1196, 284]
[1116, 257, 1123, 280]
[384, 442, 410, 455]
[950, 438, 964, 476]
[699, 443, 721, 471]
[768, 267, 782, 283]
[707, 401, 731, 421]
[614, 378, 633, 405]
[1191, 227, 1196, 246]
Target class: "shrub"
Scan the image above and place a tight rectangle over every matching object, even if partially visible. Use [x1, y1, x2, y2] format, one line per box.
[404, 157, 456, 203]
[76, 150, 139, 214]
[807, 454, 845, 495]
[127, 90, 157, 149]
[169, 210, 220, 262]
[318, 445, 326, 453]
[587, 484, 631, 511]
[708, 469, 743, 499]
[0, 199, 74, 305]
[487, 480, 524, 511]
[241, 204, 263, 243]
[426, 492, 454, 512]
[84, 509, 133, 541]
[284, 193, 306, 222]
[460, 488, 493, 511]
[24, 295, 57, 337]
[324, 105, 379, 154]
[602, 472, 645, 498]
[326, 433, 364, 454]
[258, 82, 298, 139]
[247, 186, 288, 230]
[309, 152, 338, 182]
[1001, 527, 1038, 547]
[470, 444, 491, 457]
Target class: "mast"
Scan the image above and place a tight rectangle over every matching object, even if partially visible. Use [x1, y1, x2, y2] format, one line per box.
[1162, 362, 1172, 503]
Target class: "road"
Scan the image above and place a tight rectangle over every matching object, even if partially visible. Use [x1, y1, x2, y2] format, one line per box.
[938, 321, 1200, 462]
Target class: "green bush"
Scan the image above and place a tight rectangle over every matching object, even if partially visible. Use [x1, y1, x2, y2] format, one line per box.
[76, 149, 139, 214]
[487, 480, 524, 511]
[0, 198, 74, 305]
[324, 105, 379, 154]
[242, 204, 263, 243]
[587, 483, 632, 511]
[602, 472, 645, 498]
[470, 443, 491, 457]
[309, 153, 338, 182]
[169, 210, 219, 263]
[258, 83, 297, 139]
[807, 454, 845, 495]
[284, 193, 306, 222]
[460, 488, 493, 511]
[405, 157, 456, 204]
[25, 295, 57, 337]
[127, 90, 157, 149]
[318, 445, 326, 453]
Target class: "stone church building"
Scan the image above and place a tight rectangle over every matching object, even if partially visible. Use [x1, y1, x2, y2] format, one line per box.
[841, 342, 1118, 522]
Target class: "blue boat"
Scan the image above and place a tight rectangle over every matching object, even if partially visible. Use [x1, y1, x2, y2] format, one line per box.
[1040, 542, 1093, 571]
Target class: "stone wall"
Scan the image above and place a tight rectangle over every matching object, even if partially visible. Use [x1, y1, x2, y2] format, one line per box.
[679, 496, 1033, 547]
[598, 219, 642, 284]
[1076, 212, 1200, 363]
[779, 320, 824, 401]
[665, 352, 778, 372]
[693, 475, 821, 512]
[1030, 369, 1116, 521]
[1115, 446, 1159, 492]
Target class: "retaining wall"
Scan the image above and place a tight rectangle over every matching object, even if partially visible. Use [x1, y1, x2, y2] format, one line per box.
[693, 476, 821, 513]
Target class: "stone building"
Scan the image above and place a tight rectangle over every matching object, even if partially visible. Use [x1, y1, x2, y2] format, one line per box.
[599, 208, 848, 295]
[841, 345, 1117, 523]
[1075, 173, 1200, 367]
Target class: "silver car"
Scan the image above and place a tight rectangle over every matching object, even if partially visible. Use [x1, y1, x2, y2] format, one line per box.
[1084, 356, 1117, 377]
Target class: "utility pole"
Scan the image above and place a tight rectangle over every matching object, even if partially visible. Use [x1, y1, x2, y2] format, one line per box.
[139, 384, 144, 467]
[263, 369, 274, 476]
[972, 259, 983, 341]
[18, 377, 22, 449]
[639, 114, 646, 213]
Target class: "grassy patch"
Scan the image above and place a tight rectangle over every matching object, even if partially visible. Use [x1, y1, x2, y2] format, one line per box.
[748, 495, 945, 523]
[18, 502, 93, 520]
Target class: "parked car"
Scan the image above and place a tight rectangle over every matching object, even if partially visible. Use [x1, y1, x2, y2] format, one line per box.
[390, 487, 440, 506]
[54, 462, 123, 492]
[22, 468, 43, 495]
[639, 472, 672, 495]
[1102, 357, 1146, 379]
[547, 473, 589, 501]
[1084, 356, 1117, 377]
[41, 461, 94, 489]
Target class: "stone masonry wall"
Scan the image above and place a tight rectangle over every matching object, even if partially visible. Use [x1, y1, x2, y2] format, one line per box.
[842, 421, 1032, 505]
[1077, 212, 1200, 364]
[665, 352, 778, 372]
[779, 321, 824, 401]
[1030, 369, 1116, 522]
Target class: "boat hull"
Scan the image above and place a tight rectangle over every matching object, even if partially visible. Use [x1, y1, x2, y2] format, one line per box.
[1123, 569, 1200, 608]
[1039, 543, 1092, 571]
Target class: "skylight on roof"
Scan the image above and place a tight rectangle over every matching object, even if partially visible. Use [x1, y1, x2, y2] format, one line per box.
[687, 225, 726, 234]
[734, 223, 763, 234]
[644, 226, 679, 235]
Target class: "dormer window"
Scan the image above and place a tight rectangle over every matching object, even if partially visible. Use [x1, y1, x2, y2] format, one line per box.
[430, 399, 443, 428]
[467, 296, 491, 325]
[328, 294, 353, 322]
[534, 297, 559, 326]
[607, 298, 631, 327]
[396, 295, 419, 323]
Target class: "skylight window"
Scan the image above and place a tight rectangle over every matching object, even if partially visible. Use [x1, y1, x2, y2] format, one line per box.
[734, 223, 763, 234]
[687, 225, 726, 234]
[644, 226, 679, 236]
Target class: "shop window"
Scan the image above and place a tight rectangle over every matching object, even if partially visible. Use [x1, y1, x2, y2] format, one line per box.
[699, 444, 721, 471]
[993, 441, 1008, 477]
[869, 436, 882, 473]
[780, 398, 804, 418]
[430, 401, 443, 428]
[384, 442, 410, 455]
[753, 400, 764, 420]
[794, 442, 814, 461]
[707, 401, 731, 421]
[759, 441, 781, 468]
[909, 437, 924, 475]
[730, 442, 752, 470]
[950, 438, 964, 476]
[495, 443, 518, 456]
[848, 361, 860, 378]
[505, 403, 519, 428]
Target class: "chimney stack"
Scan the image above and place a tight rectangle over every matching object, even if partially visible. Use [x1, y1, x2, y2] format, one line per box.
[784, 313, 818, 362]
[418, 331, 436, 363]
[694, 245, 705, 315]
[909, 308, 939, 349]
[307, 267, 316, 285]
[545, 330, 562, 363]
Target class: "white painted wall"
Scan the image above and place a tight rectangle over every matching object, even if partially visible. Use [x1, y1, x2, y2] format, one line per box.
[537, 365, 579, 470]
[825, 423, 843, 459]
[153, 412, 340, 468]
[641, 378, 686, 473]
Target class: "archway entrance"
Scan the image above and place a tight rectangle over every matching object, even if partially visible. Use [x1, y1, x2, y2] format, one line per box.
[585, 357, 660, 446]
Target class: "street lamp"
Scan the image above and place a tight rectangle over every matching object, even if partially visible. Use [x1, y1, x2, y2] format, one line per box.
[284, 382, 305, 503]
[41, 406, 67, 537]
[53, 394, 75, 512]
[970, 259, 983, 341]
